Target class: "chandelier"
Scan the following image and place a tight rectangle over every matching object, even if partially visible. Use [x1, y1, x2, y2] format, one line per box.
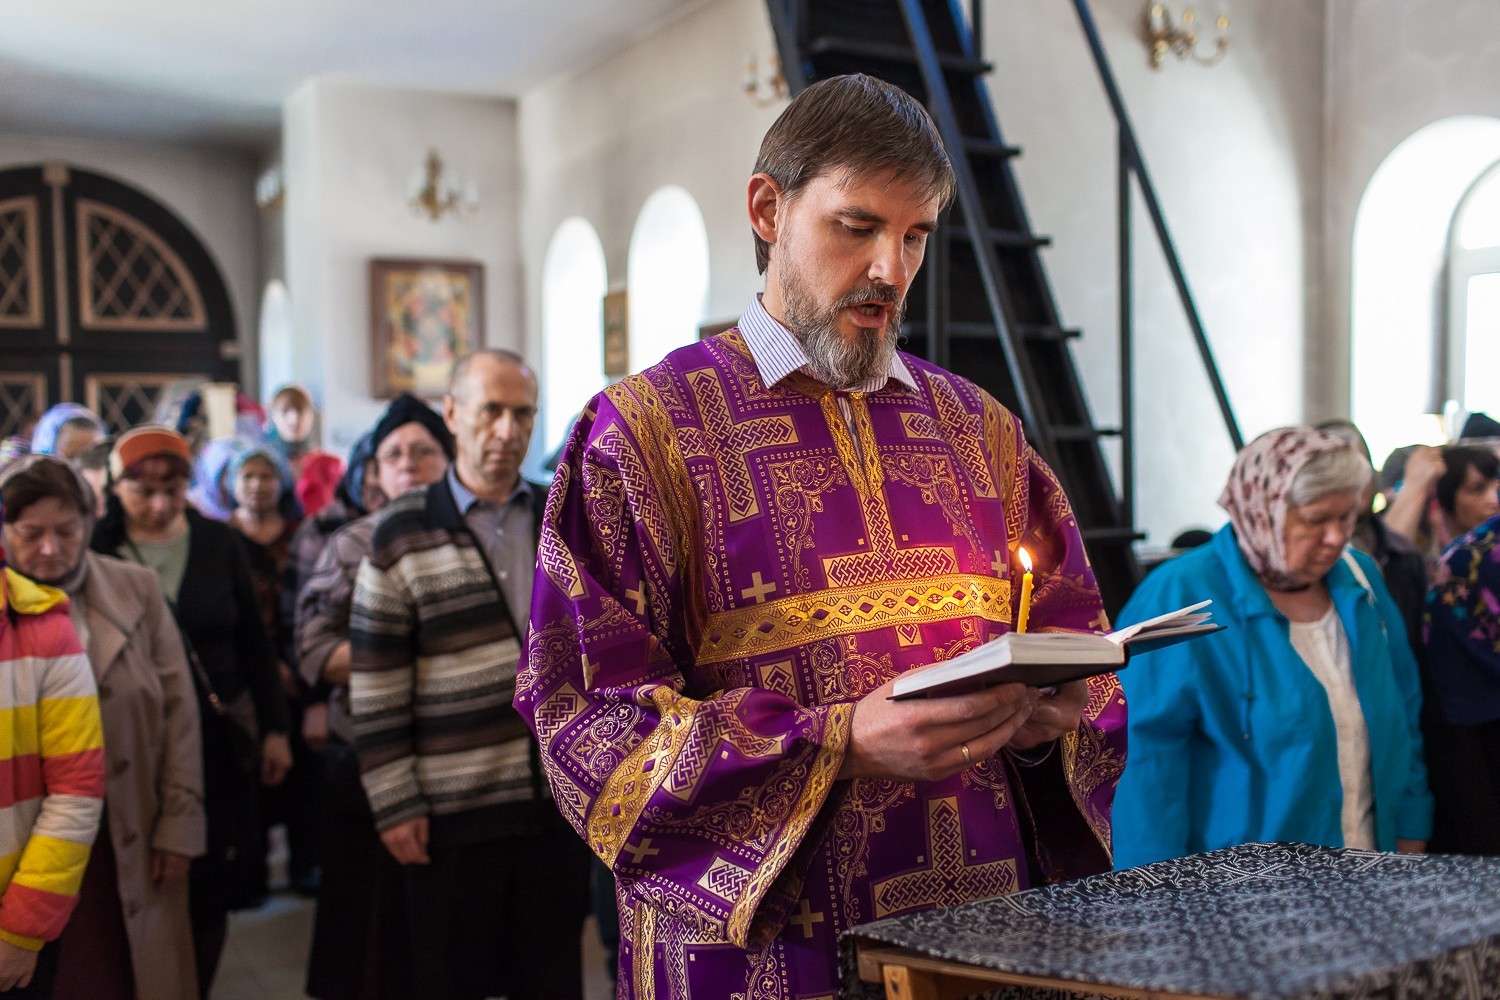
[1146, 2, 1230, 69]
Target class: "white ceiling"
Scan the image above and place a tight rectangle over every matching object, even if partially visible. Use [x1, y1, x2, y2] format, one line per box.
[0, 0, 709, 148]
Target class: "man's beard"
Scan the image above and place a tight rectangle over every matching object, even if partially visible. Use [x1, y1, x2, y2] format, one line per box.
[780, 269, 905, 389]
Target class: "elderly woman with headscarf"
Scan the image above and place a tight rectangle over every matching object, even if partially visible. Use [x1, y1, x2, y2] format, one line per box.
[1111, 427, 1434, 869]
[91, 426, 291, 999]
[295, 394, 453, 1000]
[0, 454, 202, 1000]
[224, 441, 319, 896]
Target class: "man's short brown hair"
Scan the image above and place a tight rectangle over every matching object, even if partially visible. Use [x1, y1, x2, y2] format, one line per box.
[752, 73, 956, 273]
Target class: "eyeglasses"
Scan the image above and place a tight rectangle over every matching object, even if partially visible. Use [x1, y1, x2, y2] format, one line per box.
[375, 444, 446, 465]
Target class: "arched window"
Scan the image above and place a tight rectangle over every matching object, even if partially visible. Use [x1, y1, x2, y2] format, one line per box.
[627, 186, 710, 372]
[1350, 116, 1500, 464]
[1445, 160, 1500, 422]
[258, 279, 295, 398]
[541, 217, 608, 459]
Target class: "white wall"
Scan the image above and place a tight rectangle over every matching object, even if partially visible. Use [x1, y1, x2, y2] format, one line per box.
[518, 0, 785, 448]
[1323, 0, 1500, 430]
[983, 0, 1326, 544]
[0, 130, 262, 390]
[282, 78, 522, 451]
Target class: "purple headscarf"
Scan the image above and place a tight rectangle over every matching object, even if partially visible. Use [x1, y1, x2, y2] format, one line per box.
[1218, 426, 1354, 589]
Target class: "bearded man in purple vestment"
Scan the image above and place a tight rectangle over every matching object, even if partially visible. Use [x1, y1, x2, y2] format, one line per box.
[517, 73, 1128, 999]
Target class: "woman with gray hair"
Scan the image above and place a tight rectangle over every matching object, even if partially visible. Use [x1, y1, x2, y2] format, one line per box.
[1111, 427, 1433, 868]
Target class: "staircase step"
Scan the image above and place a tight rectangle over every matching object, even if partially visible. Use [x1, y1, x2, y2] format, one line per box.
[1051, 424, 1122, 442]
[807, 35, 992, 75]
[948, 227, 1050, 251]
[1079, 526, 1146, 545]
[962, 138, 1022, 160]
[1014, 323, 1081, 342]
[902, 321, 1080, 343]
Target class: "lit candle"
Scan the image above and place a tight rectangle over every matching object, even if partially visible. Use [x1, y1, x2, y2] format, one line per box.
[1016, 546, 1035, 634]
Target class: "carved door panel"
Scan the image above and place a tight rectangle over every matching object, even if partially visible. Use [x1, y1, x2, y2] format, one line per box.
[0, 163, 237, 435]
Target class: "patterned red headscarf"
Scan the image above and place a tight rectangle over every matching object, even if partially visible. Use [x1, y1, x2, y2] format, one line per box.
[1218, 426, 1352, 589]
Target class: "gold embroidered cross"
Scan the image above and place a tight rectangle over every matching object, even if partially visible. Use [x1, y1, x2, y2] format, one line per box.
[990, 550, 1006, 574]
[625, 583, 647, 616]
[788, 899, 825, 939]
[741, 572, 777, 604]
[1089, 609, 1110, 632]
[869, 797, 1017, 918]
[623, 838, 660, 865]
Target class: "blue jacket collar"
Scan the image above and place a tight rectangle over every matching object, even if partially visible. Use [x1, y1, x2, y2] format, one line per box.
[1213, 523, 1367, 620]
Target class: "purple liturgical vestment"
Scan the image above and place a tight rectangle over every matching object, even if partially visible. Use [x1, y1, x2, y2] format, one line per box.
[517, 328, 1127, 998]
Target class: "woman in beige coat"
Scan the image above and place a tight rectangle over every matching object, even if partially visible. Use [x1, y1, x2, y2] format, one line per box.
[0, 455, 205, 1000]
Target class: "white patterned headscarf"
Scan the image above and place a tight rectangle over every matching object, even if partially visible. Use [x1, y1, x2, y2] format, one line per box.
[1218, 427, 1352, 590]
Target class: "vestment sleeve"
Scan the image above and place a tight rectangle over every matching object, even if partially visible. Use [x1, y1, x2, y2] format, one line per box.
[516, 394, 852, 951]
[0, 619, 104, 949]
[141, 578, 206, 858]
[349, 554, 422, 831]
[1110, 564, 1202, 869]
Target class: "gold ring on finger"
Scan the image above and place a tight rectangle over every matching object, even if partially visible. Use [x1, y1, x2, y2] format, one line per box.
[960, 743, 972, 768]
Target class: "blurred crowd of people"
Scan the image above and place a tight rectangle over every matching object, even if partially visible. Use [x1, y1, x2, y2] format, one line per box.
[2, 369, 1499, 999]
[0, 361, 595, 1000]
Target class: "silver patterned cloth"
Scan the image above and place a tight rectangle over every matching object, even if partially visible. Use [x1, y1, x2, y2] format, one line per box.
[840, 842, 1500, 999]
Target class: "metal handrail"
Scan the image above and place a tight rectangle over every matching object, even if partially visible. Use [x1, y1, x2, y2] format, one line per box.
[1070, 0, 1244, 453]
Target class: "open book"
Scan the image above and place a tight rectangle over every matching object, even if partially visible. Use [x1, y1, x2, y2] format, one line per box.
[889, 601, 1222, 700]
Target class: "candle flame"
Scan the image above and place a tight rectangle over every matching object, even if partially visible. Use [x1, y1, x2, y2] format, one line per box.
[1017, 546, 1032, 572]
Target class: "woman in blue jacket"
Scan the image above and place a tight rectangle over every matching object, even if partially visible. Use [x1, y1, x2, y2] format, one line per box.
[1113, 427, 1433, 869]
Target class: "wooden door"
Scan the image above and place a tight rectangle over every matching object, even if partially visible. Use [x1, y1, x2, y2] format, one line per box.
[0, 162, 238, 435]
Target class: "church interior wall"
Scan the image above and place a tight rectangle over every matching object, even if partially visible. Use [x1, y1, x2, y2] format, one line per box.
[8, 0, 1500, 553]
[1321, 0, 1500, 431]
[280, 78, 522, 451]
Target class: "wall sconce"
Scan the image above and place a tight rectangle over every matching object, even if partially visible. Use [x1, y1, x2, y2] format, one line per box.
[1146, 2, 1230, 69]
[408, 148, 478, 222]
[743, 53, 788, 108]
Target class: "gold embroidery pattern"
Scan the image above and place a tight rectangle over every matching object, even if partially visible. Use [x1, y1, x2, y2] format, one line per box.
[883, 452, 985, 556]
[678, 367, 798, 523]
[604, 376, 708, 642]
[924, 372, 999, 500]
[830, 779, 914, 928]
[813, 636, 894, 703]
[660, 695, 787, 804]
[727, 700, 853, 947]
[768, 458, 842, 592]
[536, 464, 586, 601]
[696, 574, 1012, 665]
[586, 685, 701, 866]
[820, 392, 871, 494]
[594, 423, 679, 576]
[869, 796, 1018, 918]
[698, 857, 754, 901]
[1064, 673, 1127, 855]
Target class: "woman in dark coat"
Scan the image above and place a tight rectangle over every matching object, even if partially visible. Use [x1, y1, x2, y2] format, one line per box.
[91, 426, 292, 1000]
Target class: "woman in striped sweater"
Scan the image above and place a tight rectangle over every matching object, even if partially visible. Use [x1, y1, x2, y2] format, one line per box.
[0, 505, 106, 997]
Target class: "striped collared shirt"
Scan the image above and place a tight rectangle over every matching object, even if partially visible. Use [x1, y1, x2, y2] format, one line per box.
[737, 294, 918, 396]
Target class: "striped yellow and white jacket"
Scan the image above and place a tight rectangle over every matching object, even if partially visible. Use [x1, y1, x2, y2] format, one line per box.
[0, 567, 106, 950]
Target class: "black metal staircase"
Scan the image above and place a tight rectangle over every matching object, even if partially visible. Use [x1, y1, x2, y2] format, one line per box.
[763, 0, 1242, 614]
